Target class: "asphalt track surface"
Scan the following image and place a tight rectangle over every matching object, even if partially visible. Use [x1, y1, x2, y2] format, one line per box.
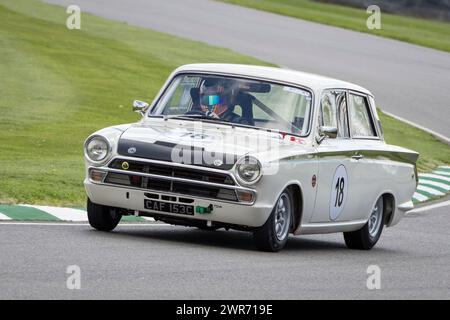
[1, 200, 449, 299]
[45, 0, 450, 138]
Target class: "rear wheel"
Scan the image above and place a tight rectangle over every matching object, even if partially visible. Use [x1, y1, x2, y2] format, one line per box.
[87, 198, 122, 231]
[253, 189, 293, 252]
[344, 196, 384, 250]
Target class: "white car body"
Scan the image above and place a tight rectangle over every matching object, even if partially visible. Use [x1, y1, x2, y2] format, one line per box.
[84, 64, 418, 249]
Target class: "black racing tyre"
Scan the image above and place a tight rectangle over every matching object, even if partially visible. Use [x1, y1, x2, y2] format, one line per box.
[253, 188, 293, 252]
[344, 196, 384, 250]
[87, 198, 122, 231]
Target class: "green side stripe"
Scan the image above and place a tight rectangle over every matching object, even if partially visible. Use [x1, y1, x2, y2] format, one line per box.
[419, 183, 448, 194]
[419, 176, 450, 186]
[437, 167, 450, 173]
[0, 205, 60, 221]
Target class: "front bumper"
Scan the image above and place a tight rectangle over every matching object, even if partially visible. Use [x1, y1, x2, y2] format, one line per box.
[84, 180, 273, 227]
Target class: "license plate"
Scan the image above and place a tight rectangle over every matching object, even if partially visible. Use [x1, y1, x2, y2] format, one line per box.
[144, 199, 194, 215]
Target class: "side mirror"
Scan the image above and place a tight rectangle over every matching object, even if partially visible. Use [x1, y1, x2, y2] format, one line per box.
[132, 100, 149, 116]
[317, 126, 338, 143]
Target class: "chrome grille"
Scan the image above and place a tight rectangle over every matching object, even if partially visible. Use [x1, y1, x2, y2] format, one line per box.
[109, 159, 235, 185]
[102, 158, 244, 202]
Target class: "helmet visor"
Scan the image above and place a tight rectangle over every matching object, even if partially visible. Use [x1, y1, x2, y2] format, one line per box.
[201, 94, 222, 107]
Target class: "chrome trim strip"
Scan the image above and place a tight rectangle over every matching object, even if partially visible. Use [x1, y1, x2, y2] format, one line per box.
[297, 219, 367, 234]
[301, 219, 367, 229]
[351, 136, 381, 141]
[314, 149, 418, 166]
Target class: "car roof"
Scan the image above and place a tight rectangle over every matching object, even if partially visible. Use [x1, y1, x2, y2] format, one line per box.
[174, 63, 373, 96]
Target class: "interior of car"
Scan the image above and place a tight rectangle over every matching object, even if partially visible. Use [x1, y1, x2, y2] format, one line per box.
[154, 74, 311, 136]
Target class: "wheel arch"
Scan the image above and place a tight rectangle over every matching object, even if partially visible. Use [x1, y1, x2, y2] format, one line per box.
[365, 191, 396, 225]
[381, 192, 396, 226]
[282, 182, 303, 233]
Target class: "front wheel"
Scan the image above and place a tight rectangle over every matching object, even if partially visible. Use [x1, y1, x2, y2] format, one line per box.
[344, 196, 384, 250]
[253, 189, 293, 252]
[87, 198, 122, 231]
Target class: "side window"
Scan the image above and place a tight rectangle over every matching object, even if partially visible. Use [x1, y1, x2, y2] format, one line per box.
[320, 90, 349, 138]
[348, 94, 377, 137]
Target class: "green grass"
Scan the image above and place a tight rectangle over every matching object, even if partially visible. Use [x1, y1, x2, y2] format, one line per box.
[0, 0, 269, 206]
[0, 0, 448, 206]
[219, 0, 450, 52]
[379, 111, 450, 173]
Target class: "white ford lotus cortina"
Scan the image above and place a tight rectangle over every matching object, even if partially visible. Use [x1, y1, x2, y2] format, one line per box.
[84, 64, 418, 252]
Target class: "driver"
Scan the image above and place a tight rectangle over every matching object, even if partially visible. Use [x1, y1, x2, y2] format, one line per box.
[198, 78, 243, 123]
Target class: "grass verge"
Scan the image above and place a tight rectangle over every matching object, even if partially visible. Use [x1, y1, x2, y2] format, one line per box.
[379, 111, 450, 173]
[219, 0, 450, 52]
[0, 0, 449, 206]
[0, 0, 269, 206]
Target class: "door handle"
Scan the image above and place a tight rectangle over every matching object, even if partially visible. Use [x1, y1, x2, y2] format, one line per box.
[351, 154, 364, 160]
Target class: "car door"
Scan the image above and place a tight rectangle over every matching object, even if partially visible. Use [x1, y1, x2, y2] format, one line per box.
[343, 92, 385, 221]
[310, 89, 361, 223]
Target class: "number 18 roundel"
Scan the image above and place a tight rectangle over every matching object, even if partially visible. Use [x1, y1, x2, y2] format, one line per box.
[329, 164, 348, 221]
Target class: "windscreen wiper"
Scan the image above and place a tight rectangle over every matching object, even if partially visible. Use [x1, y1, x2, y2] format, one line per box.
[166, 114, 231, 124]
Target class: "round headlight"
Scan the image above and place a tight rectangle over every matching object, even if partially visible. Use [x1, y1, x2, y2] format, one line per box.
[236, 156, 262, 185]
[85, 136, 110, 162]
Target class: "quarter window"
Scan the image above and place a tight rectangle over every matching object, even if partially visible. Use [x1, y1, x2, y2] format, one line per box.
[348, 94, 377, 137]
[320, 90, 349, 138]
[320, 92, 337, 128]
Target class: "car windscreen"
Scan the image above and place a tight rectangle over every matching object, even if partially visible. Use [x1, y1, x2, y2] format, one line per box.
[150, 74, 313, 136]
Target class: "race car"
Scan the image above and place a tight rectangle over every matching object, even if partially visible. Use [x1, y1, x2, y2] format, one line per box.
[84, 64, 418, 252]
